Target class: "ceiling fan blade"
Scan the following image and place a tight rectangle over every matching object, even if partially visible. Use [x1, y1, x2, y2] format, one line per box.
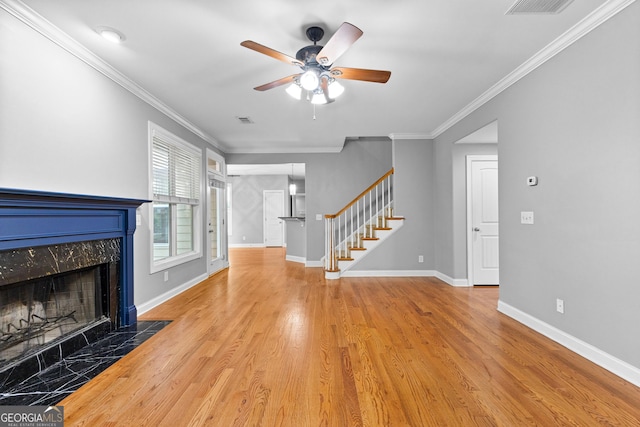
[320, 77, 335, 104]
[254, 74, 299, 91]
[241, 41, 303, 66]
[315, 22, 363, 66]
[330, 67, 391, 83]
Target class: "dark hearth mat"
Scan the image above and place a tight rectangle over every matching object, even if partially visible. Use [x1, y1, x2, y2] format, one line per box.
[0, 320, 171, 406]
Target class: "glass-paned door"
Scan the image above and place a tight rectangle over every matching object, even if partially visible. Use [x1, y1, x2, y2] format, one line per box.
[207, 149, 228, 274]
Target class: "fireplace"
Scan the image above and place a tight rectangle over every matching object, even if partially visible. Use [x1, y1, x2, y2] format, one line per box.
[0, 239, 120, 365]
[0, 189, 146, 381]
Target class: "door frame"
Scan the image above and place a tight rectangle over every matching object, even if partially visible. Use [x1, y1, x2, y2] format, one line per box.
[206, 148, 228, 275]
[466, 155, 499, 286]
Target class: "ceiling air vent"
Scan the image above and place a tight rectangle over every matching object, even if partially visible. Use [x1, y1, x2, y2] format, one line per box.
[236, 116, 254, 124]
[505, 0, 574, 14]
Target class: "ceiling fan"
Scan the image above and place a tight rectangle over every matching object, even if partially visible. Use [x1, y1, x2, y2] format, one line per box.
[241, 22, 391, 104]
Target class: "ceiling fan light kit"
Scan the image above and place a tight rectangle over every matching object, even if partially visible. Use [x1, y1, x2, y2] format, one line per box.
[241, 22, 391, 106]
[285, 83, 302, 100]
[299, 69, 320, 91]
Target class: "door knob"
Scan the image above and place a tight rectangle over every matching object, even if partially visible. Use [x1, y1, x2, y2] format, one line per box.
[473, 227, 480, 232]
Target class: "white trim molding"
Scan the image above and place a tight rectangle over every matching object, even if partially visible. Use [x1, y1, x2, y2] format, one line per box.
[305, 260, 324, 268]
[3, 0, 633, 152]
[229, 243, 266, 248]
[342, 270, 437, 278]
[0, 0, 225, 152]
[137, 273, 208, 316]
[432, 0, 637, 138]
[498, 300, 640, 388]
[389, 133, 434, 141]
[340, 269, 470, 287]
[285, 255, 306, 264]
[435, 271, 470, 287]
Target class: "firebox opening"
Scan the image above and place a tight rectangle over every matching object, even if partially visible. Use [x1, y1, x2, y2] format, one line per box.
[0, 263, 113, 365]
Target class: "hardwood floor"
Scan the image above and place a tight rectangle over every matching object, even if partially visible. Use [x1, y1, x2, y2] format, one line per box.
[59, 248, 640, 426]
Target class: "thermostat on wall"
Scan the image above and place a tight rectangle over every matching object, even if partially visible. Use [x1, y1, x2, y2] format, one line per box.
[527, 176, 538, 186]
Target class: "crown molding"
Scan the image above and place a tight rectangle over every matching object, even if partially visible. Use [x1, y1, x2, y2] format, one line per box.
[431, 0, 637, 139]
[0, 0, 225, 152]
[3, 0, 634, 151]
[223, 144, 344, 154]
[389, 133, 434, 141]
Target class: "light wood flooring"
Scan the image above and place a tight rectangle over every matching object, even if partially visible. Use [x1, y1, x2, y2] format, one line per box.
[59, 248, 640, 426]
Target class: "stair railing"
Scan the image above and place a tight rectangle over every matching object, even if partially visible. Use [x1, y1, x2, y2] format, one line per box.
[324, 168, 395, 272]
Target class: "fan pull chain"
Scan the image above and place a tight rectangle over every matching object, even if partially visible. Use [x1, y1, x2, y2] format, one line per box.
[313, 104, 316, 120]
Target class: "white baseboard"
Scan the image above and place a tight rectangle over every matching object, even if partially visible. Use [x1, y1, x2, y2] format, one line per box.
[435, 271, 470, 287]
[229, 243, 266, 248]
[137, 272, 208, 316]
[340, 270, 469, 287]
[306, 260, 323, 268]
[286, 255, 306, 264]
[498, 300, 640, 388]
[342, 269, 436, 277]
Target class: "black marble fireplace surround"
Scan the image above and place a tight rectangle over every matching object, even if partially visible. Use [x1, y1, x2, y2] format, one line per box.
[0, 189, 147, 392]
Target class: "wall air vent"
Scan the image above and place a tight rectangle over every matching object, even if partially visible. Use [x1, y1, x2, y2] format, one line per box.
[505, 0, 574, 14]
[236, 116, 254, 124]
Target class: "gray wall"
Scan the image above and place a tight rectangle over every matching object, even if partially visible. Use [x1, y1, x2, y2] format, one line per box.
[284, 221, 306, 259]
[354, 139, 436, 271]
[0, 9, 220, 309]
[227, 137, 393, 262]
[436, 3, 640, 366]
[227, 175, 288, 245]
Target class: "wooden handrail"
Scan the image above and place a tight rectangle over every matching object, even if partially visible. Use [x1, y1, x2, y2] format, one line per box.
[325, 168, 394, 219]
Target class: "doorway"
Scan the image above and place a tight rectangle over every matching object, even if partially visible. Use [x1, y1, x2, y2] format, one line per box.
[466, 155, 499, 285]
[207, 149, 228, 275]
[263, 190, 284, 247]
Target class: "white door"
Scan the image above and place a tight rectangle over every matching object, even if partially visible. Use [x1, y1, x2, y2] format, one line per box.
[263, 190, 284, 247]
[468, 157, 499, 285]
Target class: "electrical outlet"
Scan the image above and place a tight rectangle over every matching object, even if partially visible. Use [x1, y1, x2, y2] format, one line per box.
[556, 298, 564, 314]
[521, 211, 534, 224]
[418, 255, 424, 263]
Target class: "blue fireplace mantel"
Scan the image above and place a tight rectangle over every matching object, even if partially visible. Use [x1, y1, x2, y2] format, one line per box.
[0, 188, 149, 326]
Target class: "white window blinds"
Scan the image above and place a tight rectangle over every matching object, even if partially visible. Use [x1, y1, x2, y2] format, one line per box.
[152, 132, 201, 203]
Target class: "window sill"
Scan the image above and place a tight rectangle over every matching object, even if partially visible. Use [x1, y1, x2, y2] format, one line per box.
[150, 251, 202, 274]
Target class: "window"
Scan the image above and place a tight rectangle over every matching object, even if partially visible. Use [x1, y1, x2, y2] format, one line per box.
[149, 122, 202, 270]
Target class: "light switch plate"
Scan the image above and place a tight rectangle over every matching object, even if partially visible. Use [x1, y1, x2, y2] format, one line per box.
[521, 211, 534, 224]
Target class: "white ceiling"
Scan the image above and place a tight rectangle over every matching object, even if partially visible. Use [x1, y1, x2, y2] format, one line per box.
[12, 0, 608, 153]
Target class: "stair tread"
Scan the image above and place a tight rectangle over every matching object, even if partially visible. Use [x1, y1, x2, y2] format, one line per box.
[374, 227, 392, 231]
[386, 217, 405, 220]
[337, 257, 354, 261]
[362, 237, 380, 241]
[349, 247, 367, 251]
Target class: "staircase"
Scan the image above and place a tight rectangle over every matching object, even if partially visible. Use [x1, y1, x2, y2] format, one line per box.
[324, 168, 405, 279]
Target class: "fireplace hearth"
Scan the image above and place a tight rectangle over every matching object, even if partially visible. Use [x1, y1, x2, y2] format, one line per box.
[0, 188, 146, 387]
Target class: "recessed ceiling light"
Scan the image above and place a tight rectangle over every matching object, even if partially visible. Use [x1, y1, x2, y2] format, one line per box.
[96, 26, 126, 44]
